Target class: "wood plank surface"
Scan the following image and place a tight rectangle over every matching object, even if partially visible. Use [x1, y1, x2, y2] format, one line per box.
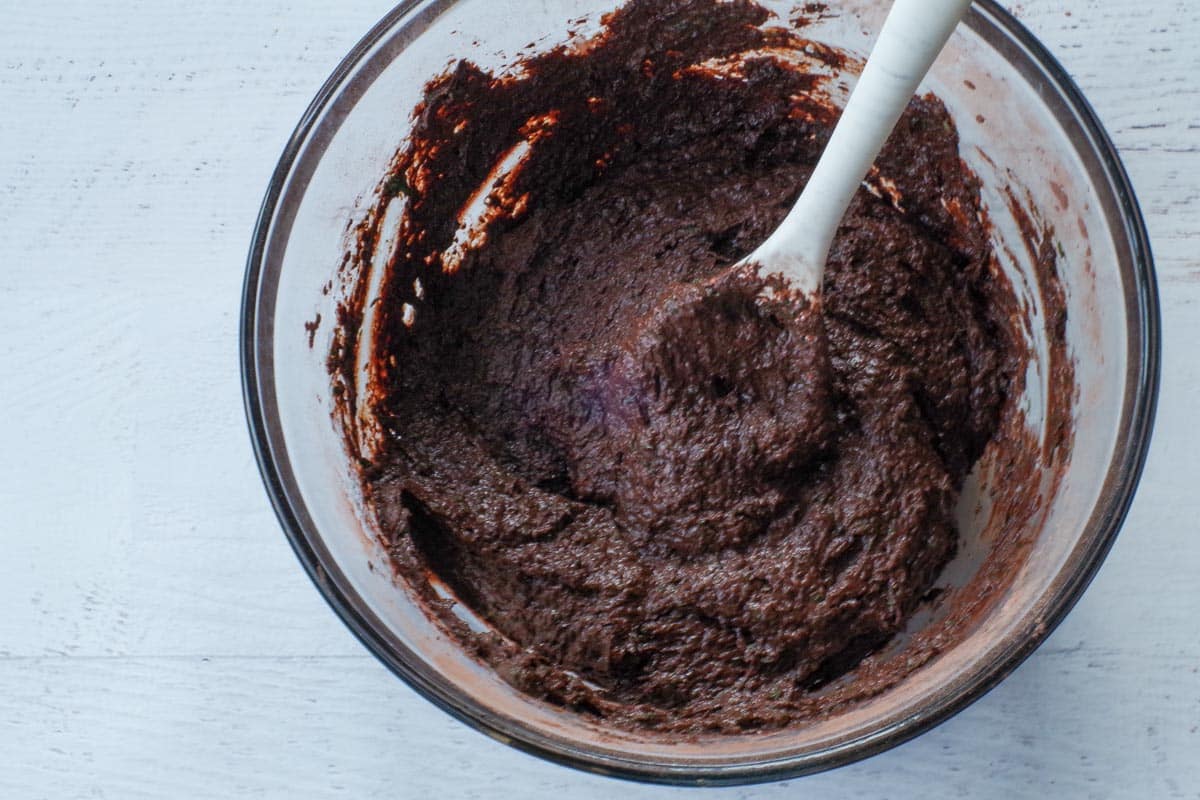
[1, 1, 1197, 797]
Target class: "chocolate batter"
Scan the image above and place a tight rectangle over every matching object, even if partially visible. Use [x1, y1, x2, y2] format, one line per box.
[331, 0, 1047, 733]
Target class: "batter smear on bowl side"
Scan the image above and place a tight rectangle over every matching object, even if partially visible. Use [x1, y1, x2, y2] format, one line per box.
[328, 0, 1072, 733]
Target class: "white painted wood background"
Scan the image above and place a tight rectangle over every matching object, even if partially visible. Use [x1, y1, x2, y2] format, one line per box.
[1, 1, 1196, 797]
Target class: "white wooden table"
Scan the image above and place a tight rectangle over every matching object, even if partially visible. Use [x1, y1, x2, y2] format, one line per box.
[1, 1, 1197, 797]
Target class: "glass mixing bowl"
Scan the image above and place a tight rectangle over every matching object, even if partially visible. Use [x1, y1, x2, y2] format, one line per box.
[241, 0, 1159, 784]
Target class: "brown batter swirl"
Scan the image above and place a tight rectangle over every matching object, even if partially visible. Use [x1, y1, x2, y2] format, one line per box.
[330, 0, 1050, 733]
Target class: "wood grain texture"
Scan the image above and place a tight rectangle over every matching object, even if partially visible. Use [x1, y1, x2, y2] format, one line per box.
[0, 1, 1196, 797]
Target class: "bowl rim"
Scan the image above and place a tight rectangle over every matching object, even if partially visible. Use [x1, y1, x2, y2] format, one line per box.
[240, 0, 1161, 785]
